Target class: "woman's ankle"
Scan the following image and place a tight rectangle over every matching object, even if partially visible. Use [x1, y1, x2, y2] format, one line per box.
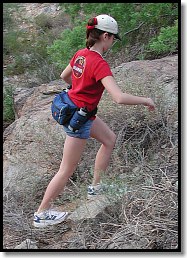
[37, 204, 51, 214]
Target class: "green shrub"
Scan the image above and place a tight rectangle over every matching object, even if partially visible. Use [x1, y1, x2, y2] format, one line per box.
[60, 3, 81, 22]
[4, 27, 58, 78]
[5, 56, 26, 76]
[3, 30, 26, 56]
[148, 19, 178, 54]
[47, 24, 85, 69]
[3, 3, 20, 30]
[3, 86, 15, 122]
[4, 3, 178, 81]
[3, 3, 22, 60]
[59, 3, 178, 45]
[34, 13, 53, 31]
[48, 3, 178, 68]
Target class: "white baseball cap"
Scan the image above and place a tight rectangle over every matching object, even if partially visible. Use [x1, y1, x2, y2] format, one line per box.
[95, 14, 121, 40]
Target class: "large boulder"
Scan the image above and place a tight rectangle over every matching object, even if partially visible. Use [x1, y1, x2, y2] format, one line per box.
[3, 80, 69, 207]
[3, 55, 178, 217]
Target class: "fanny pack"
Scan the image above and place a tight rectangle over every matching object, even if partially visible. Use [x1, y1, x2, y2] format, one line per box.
[51, 90, 77, 125]
[51, 87, 97, 127]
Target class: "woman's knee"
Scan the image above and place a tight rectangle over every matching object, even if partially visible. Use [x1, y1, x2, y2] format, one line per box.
[91, 116, 117, 148]
[105, 131, 117, 149]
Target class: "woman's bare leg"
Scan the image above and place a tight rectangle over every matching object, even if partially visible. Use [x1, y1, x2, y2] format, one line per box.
[37, 135, 87, 213]
[90, 116, 116, 185]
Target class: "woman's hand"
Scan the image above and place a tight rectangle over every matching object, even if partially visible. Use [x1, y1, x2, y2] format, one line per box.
[144, 98, 155, 111]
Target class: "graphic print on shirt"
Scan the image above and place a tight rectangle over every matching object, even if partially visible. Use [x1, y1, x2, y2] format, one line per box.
[72, 56, 86, 78]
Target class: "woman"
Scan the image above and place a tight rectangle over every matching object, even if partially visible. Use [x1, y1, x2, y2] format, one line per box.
[33, 14, 155, 228]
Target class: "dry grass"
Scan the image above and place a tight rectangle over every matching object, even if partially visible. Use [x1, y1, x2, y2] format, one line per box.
[62, 112, 178, 250]
[3, 107, 178, 249]
[3, 76, 178, 250]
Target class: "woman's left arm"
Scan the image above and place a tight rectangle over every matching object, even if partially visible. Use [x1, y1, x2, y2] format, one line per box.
[60, 64, 72, 85]
[101, 76, 155, 111]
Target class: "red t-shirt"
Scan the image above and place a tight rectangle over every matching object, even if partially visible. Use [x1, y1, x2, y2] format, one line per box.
[68, 48, 113, 112]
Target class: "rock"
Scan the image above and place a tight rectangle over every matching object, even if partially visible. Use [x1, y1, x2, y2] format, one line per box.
[13, 87, 35, 119]
[42, 5, 58, 14]
[3, 81, 68, 203]
[14, 239, 38, 249]
[3, 56, 178, 225]
[114, 55, 178, 111]
[68, 195, 110, 222]
[20, 3, 60, 19]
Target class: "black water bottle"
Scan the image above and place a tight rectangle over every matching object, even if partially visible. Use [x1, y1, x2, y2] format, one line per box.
[68, 107, 88, 132]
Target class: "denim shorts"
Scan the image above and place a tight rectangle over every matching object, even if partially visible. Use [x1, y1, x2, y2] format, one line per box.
[62, 93, 94, 139]
[63, 119, 93, 139]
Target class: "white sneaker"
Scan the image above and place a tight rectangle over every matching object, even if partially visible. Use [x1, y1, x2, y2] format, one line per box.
[33, 209, 68, 228]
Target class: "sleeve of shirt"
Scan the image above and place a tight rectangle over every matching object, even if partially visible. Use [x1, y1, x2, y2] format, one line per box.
[93, 59, 113, 82]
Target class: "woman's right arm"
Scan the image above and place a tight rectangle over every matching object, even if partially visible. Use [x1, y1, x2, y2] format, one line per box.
[101, 76, 155, 111]
[60, 64, 72, 85]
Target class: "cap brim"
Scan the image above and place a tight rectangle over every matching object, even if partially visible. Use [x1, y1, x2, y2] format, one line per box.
[114, 34, 121, 41]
